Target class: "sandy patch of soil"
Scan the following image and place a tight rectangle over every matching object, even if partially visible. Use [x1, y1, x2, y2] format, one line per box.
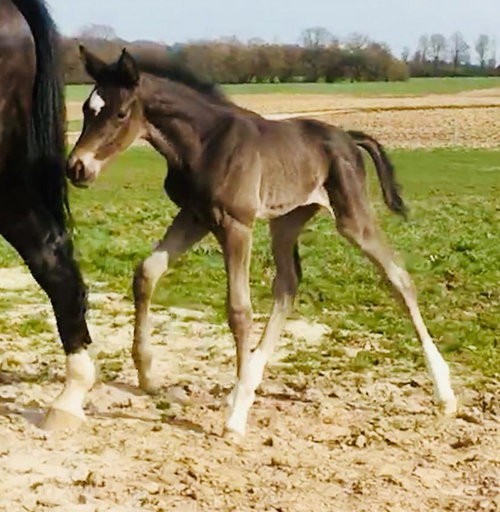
[1, 267, 500, 511]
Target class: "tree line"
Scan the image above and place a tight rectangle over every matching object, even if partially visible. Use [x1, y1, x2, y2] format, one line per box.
[63, 24, 499, 86]
[408, 32, 498, 77]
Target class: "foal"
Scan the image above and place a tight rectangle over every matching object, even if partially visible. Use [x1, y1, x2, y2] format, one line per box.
[68, 48, 457, 438]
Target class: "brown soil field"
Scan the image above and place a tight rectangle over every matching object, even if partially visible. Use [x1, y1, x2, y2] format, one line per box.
[1, 268, 500, 511]
[68, 88, 500, 149]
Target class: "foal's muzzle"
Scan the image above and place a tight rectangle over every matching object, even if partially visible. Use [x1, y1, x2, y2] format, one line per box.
[66, 154, 98, 188]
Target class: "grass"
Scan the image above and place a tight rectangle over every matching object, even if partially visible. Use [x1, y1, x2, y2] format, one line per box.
[66, 77, 500, 102]
[1, 147, 500, 378]
[66, 84, 94, 102]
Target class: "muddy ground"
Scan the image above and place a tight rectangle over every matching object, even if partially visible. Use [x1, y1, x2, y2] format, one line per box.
[1, 267, 500, 511]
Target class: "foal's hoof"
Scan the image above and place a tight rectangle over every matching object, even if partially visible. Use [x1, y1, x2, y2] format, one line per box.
[41, 408, 85, 431]
[138, 377, 160, 395]
[438, 396, 458, 417]
[223, 428, 245, 446]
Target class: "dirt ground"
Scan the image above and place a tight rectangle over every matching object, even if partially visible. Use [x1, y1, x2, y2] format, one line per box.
[1, 267, 500, 511]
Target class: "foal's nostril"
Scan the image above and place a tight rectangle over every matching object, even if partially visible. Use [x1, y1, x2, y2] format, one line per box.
[70, 159, 84, 182]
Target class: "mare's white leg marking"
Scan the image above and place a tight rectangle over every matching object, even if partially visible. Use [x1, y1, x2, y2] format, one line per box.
[388, 262, 457, 414]
[133, 251, 169, 392]
[89, 90, 105, 115]
[225, 300, 290, 437]
[50, 350, 95, 420]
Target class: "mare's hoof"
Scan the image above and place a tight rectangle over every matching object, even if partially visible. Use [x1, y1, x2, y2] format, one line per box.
[41, 408, 85, 431]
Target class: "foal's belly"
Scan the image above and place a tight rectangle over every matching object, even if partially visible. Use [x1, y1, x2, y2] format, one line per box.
[255, 157, 332, 219]
[256, 184, 332, 219]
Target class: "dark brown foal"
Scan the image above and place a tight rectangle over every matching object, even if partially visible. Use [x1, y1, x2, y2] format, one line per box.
[67, 48, 456, 437]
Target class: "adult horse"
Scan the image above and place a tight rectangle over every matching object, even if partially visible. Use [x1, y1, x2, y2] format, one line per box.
[67, 48, 457, 438]
[0, 0, 94, 429]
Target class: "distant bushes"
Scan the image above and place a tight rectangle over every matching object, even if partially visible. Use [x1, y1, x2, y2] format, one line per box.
[62, 37, 409, 85]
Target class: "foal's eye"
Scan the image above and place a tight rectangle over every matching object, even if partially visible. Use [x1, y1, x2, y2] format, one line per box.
[117, 111, 127, 120]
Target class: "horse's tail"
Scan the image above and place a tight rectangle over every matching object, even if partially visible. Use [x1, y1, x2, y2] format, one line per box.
[348, 130, 408, 218]
[12, 0, 68, 230]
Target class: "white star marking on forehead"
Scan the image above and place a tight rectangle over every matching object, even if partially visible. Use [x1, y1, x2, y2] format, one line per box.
[89, 90, 106, 115]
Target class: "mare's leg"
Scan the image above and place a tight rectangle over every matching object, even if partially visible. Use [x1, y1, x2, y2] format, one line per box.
[327, 156, 457, 415]
[225, 206, 317, 437]
[0, 188, 94, 430]
[133, 209, 208, 392]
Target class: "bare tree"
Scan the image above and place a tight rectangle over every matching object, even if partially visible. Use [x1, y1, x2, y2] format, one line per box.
[418, 34, 430, 62]
[449, 32, 469, 73]
[78, 24, 118, 41]
[488, 38, 497, 69]
[401, 46, 410, 63]
[476, 34, 490, 67]
[345, 32, 369, 51]
[429, 33, 446, 62]
[300, 27, 333, 49]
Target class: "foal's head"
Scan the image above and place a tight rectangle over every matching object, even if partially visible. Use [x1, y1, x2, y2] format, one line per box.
[67, 47, 144, 187]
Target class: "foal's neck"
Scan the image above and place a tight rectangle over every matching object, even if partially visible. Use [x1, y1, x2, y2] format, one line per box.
[139, 74, 228, 168]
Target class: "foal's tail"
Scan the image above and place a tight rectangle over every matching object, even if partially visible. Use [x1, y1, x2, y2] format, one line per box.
[348, 130, 408, 218]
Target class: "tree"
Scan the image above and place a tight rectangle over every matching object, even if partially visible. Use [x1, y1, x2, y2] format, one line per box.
[345, 32, 369, 51]
[488, 38, 497, 69]
[78, 23, 118, 41]
[300, 27, 333, 49]
[476, 34, 490, 67]
[449, 32, 469, 74]
[401, 46, 410, 63]
[418, 34, 430, 62]
[429, 33, 446, 62]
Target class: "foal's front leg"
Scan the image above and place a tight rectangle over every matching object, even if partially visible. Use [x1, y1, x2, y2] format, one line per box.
[217, 217, 254, 438]
[133, 209, 208, 392]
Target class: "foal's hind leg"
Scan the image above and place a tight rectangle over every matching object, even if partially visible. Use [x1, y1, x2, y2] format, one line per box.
[133, 209, 208, 392]
[334, 204, 457, 415]
[225, 206, 317, 437]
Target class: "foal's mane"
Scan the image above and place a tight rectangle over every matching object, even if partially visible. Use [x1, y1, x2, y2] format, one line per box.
[134, 57, 229, 104]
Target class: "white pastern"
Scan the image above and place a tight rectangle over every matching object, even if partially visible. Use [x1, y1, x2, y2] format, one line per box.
[89, 90, 106, 115]
[225, 349, 268, 436]
[50, 350, 95, 420]
[387, 262, 457, 414]
[422, 338, 457, 414]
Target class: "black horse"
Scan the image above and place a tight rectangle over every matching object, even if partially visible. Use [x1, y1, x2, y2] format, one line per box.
[0, 0, 94, 429]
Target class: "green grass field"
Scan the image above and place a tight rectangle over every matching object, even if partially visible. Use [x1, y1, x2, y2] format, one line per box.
[1, 147, 500, 379]
[66, 77, 500, 101]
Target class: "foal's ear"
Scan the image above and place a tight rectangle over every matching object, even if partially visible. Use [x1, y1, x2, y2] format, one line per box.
[118, 48, 140, 86]
[79, 45, 107, 81]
